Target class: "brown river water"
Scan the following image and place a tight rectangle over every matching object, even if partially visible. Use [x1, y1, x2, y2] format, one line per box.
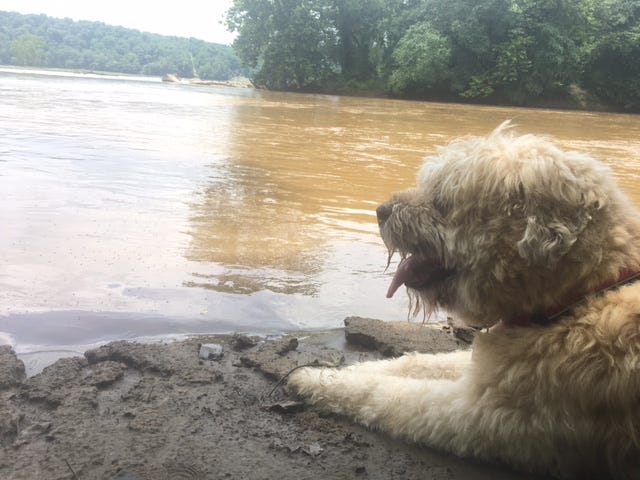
[1, 67, 640, 367]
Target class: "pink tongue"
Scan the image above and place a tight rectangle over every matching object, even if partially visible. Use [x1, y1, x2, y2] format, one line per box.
[386, 257, 416, 298]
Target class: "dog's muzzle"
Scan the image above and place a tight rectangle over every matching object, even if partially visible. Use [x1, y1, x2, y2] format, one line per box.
[376, 200, 452, 298]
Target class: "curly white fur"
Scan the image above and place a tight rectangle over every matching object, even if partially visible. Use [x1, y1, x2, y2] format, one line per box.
[289, 123, 640, 479]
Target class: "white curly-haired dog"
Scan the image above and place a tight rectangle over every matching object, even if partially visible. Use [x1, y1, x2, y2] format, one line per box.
[289, 122, 640, 479]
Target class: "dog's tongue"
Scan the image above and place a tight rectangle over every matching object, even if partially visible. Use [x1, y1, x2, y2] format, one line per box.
[386, 256, 428, 298]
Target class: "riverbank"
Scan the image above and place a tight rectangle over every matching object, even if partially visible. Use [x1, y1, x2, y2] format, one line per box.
[0, 317, 545, 480]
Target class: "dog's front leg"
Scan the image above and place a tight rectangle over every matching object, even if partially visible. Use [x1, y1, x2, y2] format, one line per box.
[314, 350, 471, 380]
[289, 367, 462, 439]
[289, 366, 545, 471]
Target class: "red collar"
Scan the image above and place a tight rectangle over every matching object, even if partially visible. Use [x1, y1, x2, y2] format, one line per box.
[507, 269, 640, 327]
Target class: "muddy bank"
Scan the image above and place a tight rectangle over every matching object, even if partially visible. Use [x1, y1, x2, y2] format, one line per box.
[0, 317, 544, 480]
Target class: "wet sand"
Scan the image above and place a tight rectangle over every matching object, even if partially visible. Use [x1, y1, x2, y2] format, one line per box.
[0, 317, 547, 480]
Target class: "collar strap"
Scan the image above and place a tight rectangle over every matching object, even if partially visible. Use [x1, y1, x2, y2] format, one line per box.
[508, 269, 640, 327]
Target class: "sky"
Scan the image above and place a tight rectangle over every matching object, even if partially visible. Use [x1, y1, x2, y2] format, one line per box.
[0, 0, 237, 45]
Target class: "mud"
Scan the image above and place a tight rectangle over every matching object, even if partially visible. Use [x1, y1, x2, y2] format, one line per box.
[0, 318, 544, 480]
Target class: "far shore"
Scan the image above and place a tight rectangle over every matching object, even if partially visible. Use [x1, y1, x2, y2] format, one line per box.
[2, 64, 630, 113]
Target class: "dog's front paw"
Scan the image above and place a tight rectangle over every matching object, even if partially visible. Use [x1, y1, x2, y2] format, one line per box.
[287, 366, 368, 415]
[287, 366, 328, 400]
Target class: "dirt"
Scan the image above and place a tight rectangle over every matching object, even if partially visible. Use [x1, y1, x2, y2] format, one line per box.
[0, 318, 544, 480]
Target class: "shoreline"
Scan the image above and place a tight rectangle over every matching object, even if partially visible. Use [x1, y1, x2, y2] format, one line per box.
[3, 65, 629, 114]
[0, 317, 544, 480]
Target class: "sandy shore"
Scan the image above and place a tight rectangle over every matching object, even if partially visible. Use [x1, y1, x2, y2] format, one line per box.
[0, 317, 545, 480]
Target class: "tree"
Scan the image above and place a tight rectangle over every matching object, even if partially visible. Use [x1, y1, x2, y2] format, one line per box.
[227, 0, 337, 89]
[388, 23, 451, 95]
[11, 33, 45, 66]
[582, 27, 640, 110]
[224, 0, 637, 109]
[0, 11, 247, 80]
[331, 0, 386, 80]
[581, 0, 640, 110]
[403, 0, 586, 104]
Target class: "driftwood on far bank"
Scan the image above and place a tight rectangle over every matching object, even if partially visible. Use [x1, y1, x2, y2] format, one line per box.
[161, 73, 254, 88]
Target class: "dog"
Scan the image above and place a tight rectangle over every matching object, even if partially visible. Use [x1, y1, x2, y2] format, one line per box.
[289, 122, 640, 479]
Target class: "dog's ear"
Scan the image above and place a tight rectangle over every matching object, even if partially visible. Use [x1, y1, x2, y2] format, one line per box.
[516, 214, 590, 266]
[516, 184, 605, 267]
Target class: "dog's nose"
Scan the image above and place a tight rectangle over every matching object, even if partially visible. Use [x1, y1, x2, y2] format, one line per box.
[376, 202, 393, 226]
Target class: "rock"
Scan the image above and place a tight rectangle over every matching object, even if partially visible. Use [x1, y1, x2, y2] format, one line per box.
[230, 334, 258, 351]
[447, 316, 480, 344]
[262, 400, 306, 414]
[0, 401, 22, 442]
[199, 343, 224, 360]
[302, 442, 323, 457]
[160, 74, 254, 89]
[240, 337, 339, 381]
[275, 338, 298, 356]
[86, 341, 177, 374]
[344, 316, 467, 356]
[0, 345, 26, 389]
[161, 73, 181, 83]
[22, 356, 88, 406]
[86, 341, 221, 385]
[13, 421, 52, 446]
[83, 361, 127, 388]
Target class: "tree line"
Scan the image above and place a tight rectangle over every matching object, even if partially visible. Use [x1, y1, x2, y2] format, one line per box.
[227, 0, 640, 111]
[0, 11, 247, 80]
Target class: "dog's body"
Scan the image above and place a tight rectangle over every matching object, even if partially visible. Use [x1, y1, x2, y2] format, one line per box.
[289, 123, 640, 479]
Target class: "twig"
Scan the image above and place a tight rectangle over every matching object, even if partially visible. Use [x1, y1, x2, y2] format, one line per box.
[146, 384, 156, 403]
[264, 356, 345, 400]
[64, 459, 80, 480]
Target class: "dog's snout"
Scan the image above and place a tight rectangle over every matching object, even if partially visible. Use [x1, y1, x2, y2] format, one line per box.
[376, 202, 393, 226]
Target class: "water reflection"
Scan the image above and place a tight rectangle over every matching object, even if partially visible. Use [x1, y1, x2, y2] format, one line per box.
[187, 162, 325, 295]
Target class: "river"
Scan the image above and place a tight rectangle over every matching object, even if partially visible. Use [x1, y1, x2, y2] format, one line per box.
[1, 67, 640, 370]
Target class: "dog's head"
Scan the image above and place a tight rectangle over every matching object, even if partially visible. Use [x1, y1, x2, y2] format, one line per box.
[378, 122, 639, 327]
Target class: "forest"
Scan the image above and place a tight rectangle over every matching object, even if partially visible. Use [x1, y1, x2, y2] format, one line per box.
[227, 0, 640, 111]
[0, 11, 247, 80]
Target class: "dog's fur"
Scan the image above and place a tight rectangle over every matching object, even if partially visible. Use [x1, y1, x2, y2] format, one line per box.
[289, 123, 640, 479]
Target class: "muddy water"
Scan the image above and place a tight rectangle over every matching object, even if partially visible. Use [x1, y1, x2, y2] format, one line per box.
[1, 67, 640, 354]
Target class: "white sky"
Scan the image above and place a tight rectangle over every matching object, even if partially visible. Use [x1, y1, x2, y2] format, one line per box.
[0, 0, 237, 45]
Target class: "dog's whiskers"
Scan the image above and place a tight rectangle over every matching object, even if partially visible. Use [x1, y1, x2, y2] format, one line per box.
[384, 249, 396, 273]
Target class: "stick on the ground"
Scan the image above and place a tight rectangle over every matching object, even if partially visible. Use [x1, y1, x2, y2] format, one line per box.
[64, 459, 80, 480]
[264, 356, 345, 400]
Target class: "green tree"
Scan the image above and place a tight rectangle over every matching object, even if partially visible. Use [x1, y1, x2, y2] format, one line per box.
[582, 28, 640, 110]
[388, 23, 451, 95]
[402, 0, 586, 104]
[227, 0, 337, 89]
[10, 33, 45, 66]
[331, 0, 386, 80]
[0, 11, 247, 80]
[581, 0, 640, 110]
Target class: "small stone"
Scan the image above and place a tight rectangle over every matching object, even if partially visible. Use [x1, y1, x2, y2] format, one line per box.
[230, 334, 258, 351]
[275, 337, 298, 355]
[262, 400, 306, 414]
[447, 316, 479, 344]
[302, 442, 323, 457]
[199, 344, 223, 360]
